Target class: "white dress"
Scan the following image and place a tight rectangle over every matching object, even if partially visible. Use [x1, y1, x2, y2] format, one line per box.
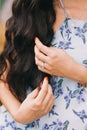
[1, 1, 87, 130]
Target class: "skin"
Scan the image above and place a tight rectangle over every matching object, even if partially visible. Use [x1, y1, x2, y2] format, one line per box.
[0, 34, 54, 125]
[53, 0, 87, 33]
[0, 0, 87, 124]
[34, 38, 87, 85]
[34, 0, 87, 85]
[0, 77, 54, 124]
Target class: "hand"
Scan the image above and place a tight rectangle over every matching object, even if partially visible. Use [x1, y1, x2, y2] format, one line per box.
[34, 37, 76, 77]
[15, 77, 54, 124]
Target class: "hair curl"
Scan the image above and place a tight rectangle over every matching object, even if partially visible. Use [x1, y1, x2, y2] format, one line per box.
[0, 0, 56, 102]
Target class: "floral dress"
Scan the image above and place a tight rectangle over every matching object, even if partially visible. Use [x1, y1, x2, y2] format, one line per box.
[1, 1, 87, 130]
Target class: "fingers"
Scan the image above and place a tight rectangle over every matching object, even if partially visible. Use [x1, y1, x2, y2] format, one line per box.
[42, 84, 54, 106]
[44, 96, 54, 114]
[26, 77, 54, 120]
[35, 78, 54, 114]
[28, 88, 39, 98]
[42, 84, 54, 113]
[34, 45, 51, 74]
[35, 56, 51, 70]
[37, 66, 51, 75]
[35, 77, 49, 103]
[35, 45, 49, 63]
[35, 37, 50, 56]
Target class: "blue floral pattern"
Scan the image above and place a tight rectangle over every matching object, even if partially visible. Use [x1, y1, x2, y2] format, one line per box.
[64, 84, 85, 109]
[73, 109, 87, 123]
[1, 17, 87, 130]
[42, 119, 69, 130]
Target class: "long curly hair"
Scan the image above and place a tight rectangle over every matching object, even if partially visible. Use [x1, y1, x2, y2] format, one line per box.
[0, 0, 56, 102]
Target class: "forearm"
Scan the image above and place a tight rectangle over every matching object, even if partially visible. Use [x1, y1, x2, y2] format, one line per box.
[0, 81, 39, 124]
[14, 97, 34, 124]
[0, 82, 21, 117]
[66, 60, 87, 85]
[0, 82, 30, 124]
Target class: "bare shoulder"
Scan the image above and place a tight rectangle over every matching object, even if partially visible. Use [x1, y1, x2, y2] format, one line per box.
[53, 0, 66, 33]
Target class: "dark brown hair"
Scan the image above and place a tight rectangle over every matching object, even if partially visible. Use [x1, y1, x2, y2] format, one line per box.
[0, 0, 56, 102]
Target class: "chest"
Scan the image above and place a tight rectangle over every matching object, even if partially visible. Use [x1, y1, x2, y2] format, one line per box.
[52, 18, 87, 67]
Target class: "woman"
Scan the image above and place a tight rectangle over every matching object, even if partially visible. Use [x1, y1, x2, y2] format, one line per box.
[0, 0, 87, 129]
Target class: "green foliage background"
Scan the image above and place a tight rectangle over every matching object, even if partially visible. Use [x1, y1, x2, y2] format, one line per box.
[0, 0, 5, 10]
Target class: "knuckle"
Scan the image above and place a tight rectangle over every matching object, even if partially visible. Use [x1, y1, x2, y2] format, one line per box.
[39, 45, 43, 50]
[38, 66, 41, 71]
[43, 88, 48, 94]
[36, 51, 39, 57]
[36, 60, 39, 65]
[34, 101, 41, 108]
[50, 52, 56, 58]
[35, 61, 38, 65]
[48, 87, 53, 96]
[49, 91, 53, 97]
[52, 54, 55, 59]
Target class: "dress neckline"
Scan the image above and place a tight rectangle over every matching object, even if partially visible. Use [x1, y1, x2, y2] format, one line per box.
[54, 17, 87, 36]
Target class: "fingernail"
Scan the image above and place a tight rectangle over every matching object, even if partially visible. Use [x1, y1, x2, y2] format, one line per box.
[45, 77, 48, 80]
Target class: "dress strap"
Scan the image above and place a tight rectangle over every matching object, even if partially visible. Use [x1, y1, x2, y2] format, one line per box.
[59, 0, 68, 18]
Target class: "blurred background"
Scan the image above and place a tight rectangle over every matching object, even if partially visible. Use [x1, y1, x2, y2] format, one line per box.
[0, 0, 13, 105]
[0, 0, 13, 53]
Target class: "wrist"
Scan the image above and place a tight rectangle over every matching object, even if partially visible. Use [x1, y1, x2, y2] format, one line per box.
[68, 60, 87, 85]
[79, 66, 87, 85]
